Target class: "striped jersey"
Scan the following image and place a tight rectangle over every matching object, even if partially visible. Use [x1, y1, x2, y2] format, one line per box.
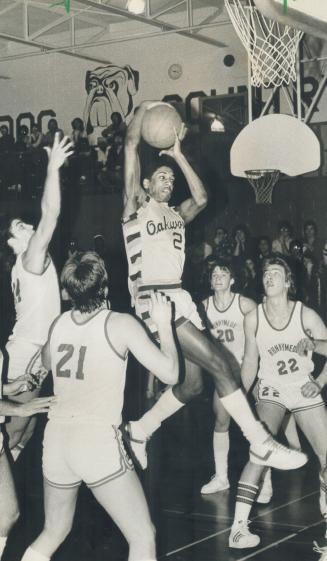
[10, 254, 60, 345]
[122, 196, 185, 304]
[202, 293, 245, 364]
[256, 301, 313, 385]
[48, 309, 128, 425]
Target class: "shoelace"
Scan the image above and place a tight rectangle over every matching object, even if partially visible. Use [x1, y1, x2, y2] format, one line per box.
[266, 437, 293, 454]
[313, 541, 327, 554]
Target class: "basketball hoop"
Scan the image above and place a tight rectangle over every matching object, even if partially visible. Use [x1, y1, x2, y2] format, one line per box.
[245, 169, 280, 204]
[224, 0, 303, 87]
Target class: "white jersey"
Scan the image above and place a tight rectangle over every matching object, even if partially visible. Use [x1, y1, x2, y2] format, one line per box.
[256, 301, 314, 385]
[122, 196, 185, 303]
[10, 254, 60, 346]
[48, 309, 128, 425]
[203, 294, 245, 365]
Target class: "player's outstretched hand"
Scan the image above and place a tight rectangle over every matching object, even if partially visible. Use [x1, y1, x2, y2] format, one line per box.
[44, 133, 74, 170]
[301, 380, 321, 398]
[17, 396, 57, 417]
[295, 337, 315, 356]
[148, 291, 172, 327]
[159, 123, 187, 158]
[3, 375, 34, 396]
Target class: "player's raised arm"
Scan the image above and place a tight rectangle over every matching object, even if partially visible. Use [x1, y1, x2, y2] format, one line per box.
[110, 293, 179, 385]
[23, 133, 73, 274]
[123, 101, 154, 218]
[241, 309, 259, 392]
[160, 126, 208, 224]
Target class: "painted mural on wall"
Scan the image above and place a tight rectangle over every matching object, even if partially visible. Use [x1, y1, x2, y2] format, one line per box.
[83, 64, 139, 140]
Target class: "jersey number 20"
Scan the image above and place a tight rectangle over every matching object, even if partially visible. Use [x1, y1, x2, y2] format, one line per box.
[56, 344, 87, 380]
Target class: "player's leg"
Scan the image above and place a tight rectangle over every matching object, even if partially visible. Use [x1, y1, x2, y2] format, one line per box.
[230, 399, 286, 549]
[201, 391, 230, 494]
[123, 359, 201, 469]
[21, 481, 79, 561]
[90, 469, 156, 561]
[282, 413, 301, 450]
[293, 406, 327, 530]
[0, 448, 20, 560]
[178, 323, 306, 469]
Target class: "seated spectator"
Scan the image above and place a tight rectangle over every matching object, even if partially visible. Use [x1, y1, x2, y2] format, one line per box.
[44, 118, 64, 147]
[102, 112, 126, 143]
[255, 235, 272, 265]
[272, 219, 293, 256]
[302, 219, 323, 261]
[0, 125, 14, 152]
[70, 117, 90, 155]
[302, 250, 320, 312]
[106, 133, 124, 174]
[211, 226, 233, 259]
[30, 124, 44, 149]
[241, 257, 260, 301]
[319, 241, 327, 323]
[14, 125, 30, 152]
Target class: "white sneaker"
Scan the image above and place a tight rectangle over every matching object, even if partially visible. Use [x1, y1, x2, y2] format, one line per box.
[201, 475, 230, 495]
[256, 469, 273, 504]
[313, 541, 327, 560]
[250, 436, 307, 470]
[120, 422, 148, 470]
[229, 521, 260, 549]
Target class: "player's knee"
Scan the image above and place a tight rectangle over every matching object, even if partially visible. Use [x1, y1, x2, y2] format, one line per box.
[214, 419, 230, 432]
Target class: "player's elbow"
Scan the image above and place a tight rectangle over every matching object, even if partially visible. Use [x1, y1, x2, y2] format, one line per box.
[158, 359, 179, 385]
[197, 191, 208, 210]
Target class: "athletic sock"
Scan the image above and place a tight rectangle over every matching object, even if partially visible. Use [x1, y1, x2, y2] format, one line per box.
[21, 547, 50, 561]
[0, 537, 7, 560]
[320, 473, 327, 515]
[220, 389, 268, 446]
[233, 481, 259, 525]
[131, 387, 184, 439]
[213, 431, 229, 479]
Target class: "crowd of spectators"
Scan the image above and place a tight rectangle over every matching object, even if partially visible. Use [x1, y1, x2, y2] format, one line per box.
[185, 219, 327, 323]
[0, 113, 126, 197]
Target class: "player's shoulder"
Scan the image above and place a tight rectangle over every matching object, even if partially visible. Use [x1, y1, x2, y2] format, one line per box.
[107, 311, 139, 330]
[301, 303, 322, 327]
[239, 294, 257, 315]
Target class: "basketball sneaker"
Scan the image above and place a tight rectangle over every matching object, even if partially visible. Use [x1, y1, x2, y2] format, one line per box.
[120, 422, 148, 470]
[313, 541, 327, 560]
[250, 436, 307, 470]
[201, 475, 230, 495]
[256, 469, 273, 504]
[229, 521, 260, 549]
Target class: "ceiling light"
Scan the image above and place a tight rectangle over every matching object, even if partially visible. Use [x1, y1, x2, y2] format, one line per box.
[126, 0, 145, 14]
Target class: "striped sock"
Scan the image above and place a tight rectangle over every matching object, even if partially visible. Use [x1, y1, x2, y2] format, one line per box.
[233, 481, 259, 524]
[319, 473, 327, 517]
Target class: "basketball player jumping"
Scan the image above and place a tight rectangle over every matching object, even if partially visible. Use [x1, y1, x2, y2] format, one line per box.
[229, 256, 327, 549]
[20, 251, 179, 561]
[121, 100, 306, 472]
[0, 350, 54, 561]
[1, 133, 73, 459]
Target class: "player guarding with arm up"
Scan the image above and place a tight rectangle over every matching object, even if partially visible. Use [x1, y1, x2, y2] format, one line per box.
[20, 251, 178, 561]
[121, 100, 306, 474]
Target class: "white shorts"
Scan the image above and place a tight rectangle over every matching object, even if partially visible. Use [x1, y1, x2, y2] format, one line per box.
[135, 287, 204, 339]
[255, 377, 325, 413]
[6, 339, 47, 385]
[43, 421, 134, 489]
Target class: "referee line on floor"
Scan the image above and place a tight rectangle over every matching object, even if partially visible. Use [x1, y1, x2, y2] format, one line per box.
[164, 490, 319, 556]
[236, 519, 323, 561]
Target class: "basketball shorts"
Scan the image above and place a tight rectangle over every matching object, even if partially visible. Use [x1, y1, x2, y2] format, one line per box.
[254, 377, 325, 413]
[43, 421, 134, 489]
[135, 287, 204, 339]
[6, 339, 48, 386]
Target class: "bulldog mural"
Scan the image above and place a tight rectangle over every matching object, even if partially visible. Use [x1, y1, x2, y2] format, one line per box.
[84, 63, 139, 142]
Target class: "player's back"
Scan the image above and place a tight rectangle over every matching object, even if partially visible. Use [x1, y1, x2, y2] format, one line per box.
[48, 309, 127, 425]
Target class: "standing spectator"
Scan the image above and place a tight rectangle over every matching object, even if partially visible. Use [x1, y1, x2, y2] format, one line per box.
[44, 119, 64, 147]
[102, 112, 127, 143]
[319, 241, 327, 323]
[241, 257, 260, 302]
[302, 251, 321, 313]
[232, 224, 253, 267]
[255, 236, 272, 266]
[70, 118, 90, 155]
[14, 126, 30, 152]
[0, 125, 14, 153]
[302, 219, 323, 262]
[211, 226, 233, 260]
[30, 124, 44, 150]
[272, 220, 294, 256]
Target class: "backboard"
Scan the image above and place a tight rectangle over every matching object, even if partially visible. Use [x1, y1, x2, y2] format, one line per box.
[254, 0, 327, 39]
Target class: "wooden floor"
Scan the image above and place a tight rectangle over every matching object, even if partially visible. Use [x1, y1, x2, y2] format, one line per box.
[3, 395, 326, 561]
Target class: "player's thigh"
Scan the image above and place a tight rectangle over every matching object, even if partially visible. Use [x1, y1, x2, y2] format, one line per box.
[91, 469, 154, 543]
[182, 359, 202, 389]
[43, 479, 79, 533]
[0, 450, 19, 531]
[294, 406, 327, 467]
[213, 391, 230, 428]
[256, 400, 286, 435]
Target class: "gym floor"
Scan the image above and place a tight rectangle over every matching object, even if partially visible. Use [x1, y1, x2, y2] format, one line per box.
[3, 394, 325, 561]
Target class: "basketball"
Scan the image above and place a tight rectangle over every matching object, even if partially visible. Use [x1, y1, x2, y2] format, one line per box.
[141, 104, 183, 149]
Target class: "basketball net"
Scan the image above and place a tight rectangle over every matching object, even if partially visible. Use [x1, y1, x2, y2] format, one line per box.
[245, 169, 280, 204]
[224, 0, 303, 87]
